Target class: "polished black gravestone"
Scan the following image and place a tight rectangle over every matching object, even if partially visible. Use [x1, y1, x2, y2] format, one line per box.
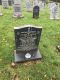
[33, 5, 39, 18]
[0, 0, 2, 5]
[14, 25, 42, 62]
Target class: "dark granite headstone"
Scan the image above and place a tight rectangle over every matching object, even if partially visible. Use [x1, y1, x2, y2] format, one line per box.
[0, 0, 2, 5]
[33, 5, 39, 18]
[14, 25, 42, 62]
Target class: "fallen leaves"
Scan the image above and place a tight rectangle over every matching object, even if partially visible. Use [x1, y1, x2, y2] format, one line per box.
[0, 58, 3, 62]
[56, 45, 60, 52]
[44, 74, 47, 78]
[23, 60, 41, 66]
[51, 74, 56, 80]
[12, 74, 19, 80]
[11, 62, 16, 68]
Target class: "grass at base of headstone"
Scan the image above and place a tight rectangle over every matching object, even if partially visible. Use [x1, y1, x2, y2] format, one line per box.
[0, 2, 60, 80]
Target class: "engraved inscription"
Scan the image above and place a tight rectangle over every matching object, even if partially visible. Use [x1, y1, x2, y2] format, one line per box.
[16, 28, 37, 51]
[14, 4, 22, 12]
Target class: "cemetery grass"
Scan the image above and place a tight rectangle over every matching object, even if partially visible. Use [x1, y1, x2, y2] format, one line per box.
[0, 5, 60, 80]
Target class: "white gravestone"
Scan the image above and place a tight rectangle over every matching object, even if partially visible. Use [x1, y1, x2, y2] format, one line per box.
[2, 0, 9, 9]
[13, 0, 23, 18]
[25, 0, 32, 12]
[48, 2, 59, 19]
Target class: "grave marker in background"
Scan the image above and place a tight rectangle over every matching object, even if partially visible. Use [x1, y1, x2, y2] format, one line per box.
[25, 0, 32, 12]
[48, 2, 59, 19]
[14, 25, 42, 62]
[13, 0, 23, 18]
[33, 5, 39, 18]
[2, 0, 9, 9]
[0, 0, 2, 5]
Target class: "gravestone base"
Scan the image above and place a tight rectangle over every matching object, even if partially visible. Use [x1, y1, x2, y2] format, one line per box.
[0, 13, 3, 16]
[14, 49, 42, 62]
[50, 17, 59, 20]
[3, 7, 9, 9]
[27, 10, 32, 12]
[13, 15, 24, 18]
[13, 13, 24, 18]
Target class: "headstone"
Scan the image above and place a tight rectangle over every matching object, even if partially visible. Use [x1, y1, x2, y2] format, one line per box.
[14, 25, 42, 62]
[33, 5, 39, 18]
[25, 0, 32, 12]
[2, 0, 9, 9]
[48, 2, 59, 19]
[0, 0, 2, 5]
[13, 0, 23, 18]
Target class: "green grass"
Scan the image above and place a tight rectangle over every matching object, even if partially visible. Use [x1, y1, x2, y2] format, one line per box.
[0, 3, 60, 80]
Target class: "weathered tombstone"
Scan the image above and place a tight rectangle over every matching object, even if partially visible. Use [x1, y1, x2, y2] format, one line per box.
[48, 2, 59, 19]
[25, 0, 32, 12]
[33, 5, 39, 18]
[13, 0, 23, 18]
[2, 0, 9, 9]
[14, 25, 42, 62]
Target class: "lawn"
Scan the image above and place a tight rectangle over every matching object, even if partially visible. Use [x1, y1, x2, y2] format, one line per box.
[0, 2, 60, 80]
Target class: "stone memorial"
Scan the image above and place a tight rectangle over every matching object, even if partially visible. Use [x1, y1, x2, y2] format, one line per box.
[2, 0, 9, 9]
[0, 0, 2, 5]
[25, 0, 32, 12]
[13, 0, 23, 18]
[14, 25, 42, 62]
[48, 2, 59, 19]
[33, 4, 39, 18]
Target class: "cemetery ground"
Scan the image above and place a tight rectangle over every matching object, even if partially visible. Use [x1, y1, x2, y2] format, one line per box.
[0, 4, 60, 80]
